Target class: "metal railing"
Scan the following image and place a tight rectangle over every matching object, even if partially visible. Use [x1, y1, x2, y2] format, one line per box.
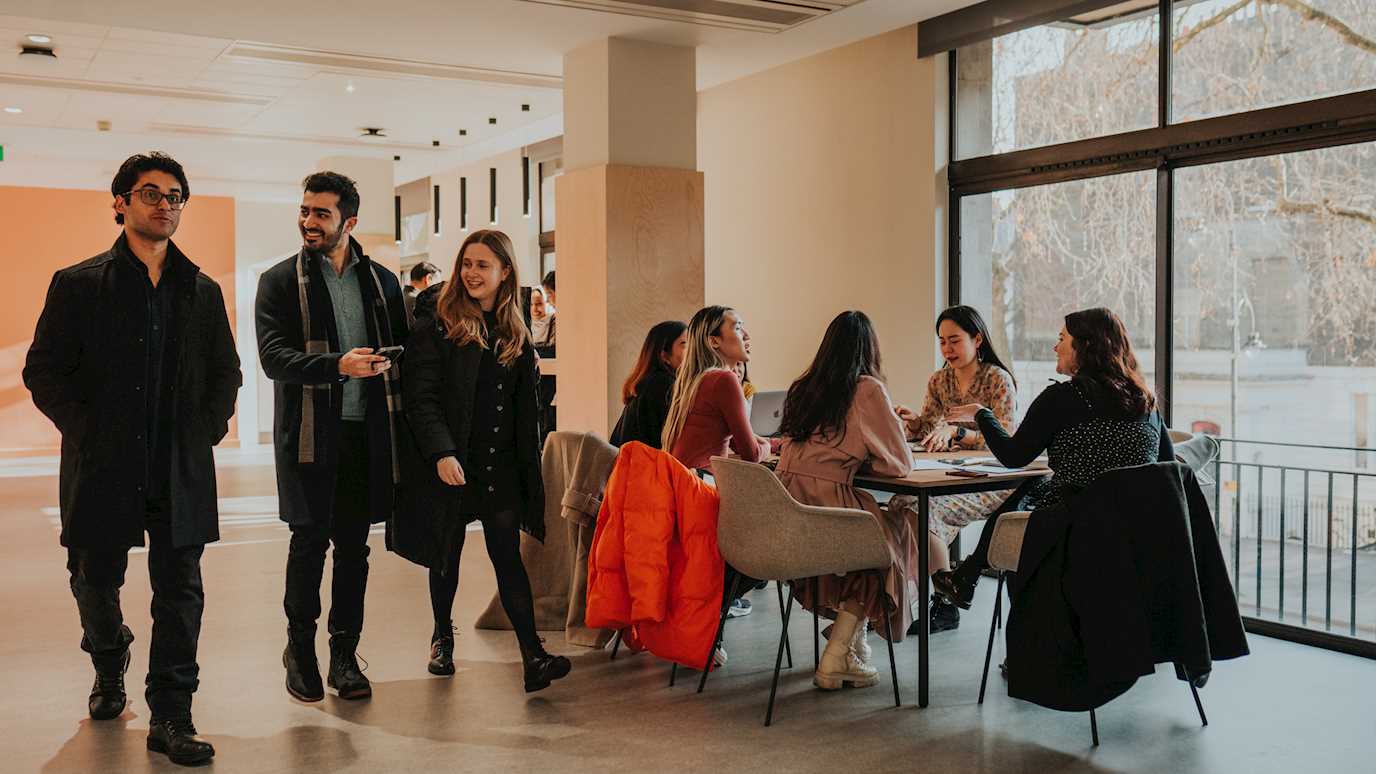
[1211, 437, 1376, 654]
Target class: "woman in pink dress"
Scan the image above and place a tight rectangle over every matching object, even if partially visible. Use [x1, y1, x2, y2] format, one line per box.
[775, 311, 921, 690]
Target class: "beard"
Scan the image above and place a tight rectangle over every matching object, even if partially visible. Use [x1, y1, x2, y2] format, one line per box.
[301, 221, 347, 255]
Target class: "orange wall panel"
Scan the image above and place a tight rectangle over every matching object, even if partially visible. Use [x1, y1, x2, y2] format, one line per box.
[0, 186, 237, 452]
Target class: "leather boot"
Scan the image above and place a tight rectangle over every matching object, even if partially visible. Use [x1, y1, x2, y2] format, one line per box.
[428, 622, 455, 677]
[147, 719, 215, 766]
[327, 634, 372, 700]
[815, 611, 878, 690]
[519, 639, 571, 694]
[88, 648, 131, 720]
[849, 620, 874, 666]
[283, 633, 323, 702]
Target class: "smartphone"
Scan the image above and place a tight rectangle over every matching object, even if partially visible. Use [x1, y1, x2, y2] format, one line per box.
[375, 345, 404, 363]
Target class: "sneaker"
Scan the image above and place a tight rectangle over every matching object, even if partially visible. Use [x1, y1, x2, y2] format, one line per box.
[713, 646, 728, 667]
[726, 598, 752, 618]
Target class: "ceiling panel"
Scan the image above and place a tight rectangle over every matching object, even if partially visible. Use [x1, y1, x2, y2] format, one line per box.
[54, 92, 171, 131]
[0, 84, 71, 127]
[155, 99, 266, 129]
[84, 51, 217, 88]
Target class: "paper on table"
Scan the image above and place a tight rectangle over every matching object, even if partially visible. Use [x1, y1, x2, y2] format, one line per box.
[911, 459, 959, 471]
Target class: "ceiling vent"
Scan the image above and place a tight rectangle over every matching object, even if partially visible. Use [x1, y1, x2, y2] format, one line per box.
[360, 127, 388, 139]
[516, 0, 862, 33]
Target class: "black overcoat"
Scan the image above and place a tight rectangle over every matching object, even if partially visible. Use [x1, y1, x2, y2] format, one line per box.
[1005, 462, 1249, 711]
[23, 235, 242, 549]
[254, 240, 408, 527]
[388, 301, 545, 571]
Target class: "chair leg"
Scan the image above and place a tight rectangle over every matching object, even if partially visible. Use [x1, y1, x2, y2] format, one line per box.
[1090, 709, 1100, 747]
[669, 663, 678, 687]
[812, 577, 820, 671]
[765, 584, 797, 726]
[776, 581, 793, 669]
[698, 572, 742, 694]
[884, 610, 901, 708]
[979, 573, 1004, 705]
[610, 629, 623, 660]
[1179, 665, 1209, 727]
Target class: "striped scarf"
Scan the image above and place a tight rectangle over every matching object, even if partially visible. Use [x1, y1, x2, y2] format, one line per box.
[294, 250, 402, 483]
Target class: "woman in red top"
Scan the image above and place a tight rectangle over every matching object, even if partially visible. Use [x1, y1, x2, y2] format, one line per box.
[663, 305, 772, 470]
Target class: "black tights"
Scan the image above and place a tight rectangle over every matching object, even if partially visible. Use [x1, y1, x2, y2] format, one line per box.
[427, 510, 540, 651]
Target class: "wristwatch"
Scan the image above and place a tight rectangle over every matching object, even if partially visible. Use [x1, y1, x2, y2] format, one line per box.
[953, 426, 968, 443]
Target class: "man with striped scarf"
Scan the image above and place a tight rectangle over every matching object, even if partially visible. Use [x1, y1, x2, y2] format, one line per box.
[255, 172, 408, 703]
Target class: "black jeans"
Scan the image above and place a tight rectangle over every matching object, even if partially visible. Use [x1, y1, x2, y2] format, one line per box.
[67, 499, 205, 722]
[284, 420, 372, 640]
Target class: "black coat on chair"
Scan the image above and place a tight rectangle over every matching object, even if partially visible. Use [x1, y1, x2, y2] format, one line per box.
[1005, 462, 1249, 711]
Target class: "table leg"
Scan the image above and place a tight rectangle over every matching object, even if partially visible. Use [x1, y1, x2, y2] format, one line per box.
[918, 492, 930, 708]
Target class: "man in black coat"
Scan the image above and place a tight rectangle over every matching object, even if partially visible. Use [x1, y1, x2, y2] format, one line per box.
[23, 152, 241, 767]
[255, 172, 408, 703]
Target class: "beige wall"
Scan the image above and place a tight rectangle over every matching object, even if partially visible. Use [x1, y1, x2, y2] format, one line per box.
[698, 25, 946, 405]
[428, 149, 540, 285]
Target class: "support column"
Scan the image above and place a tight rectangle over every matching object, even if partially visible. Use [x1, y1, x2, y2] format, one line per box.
[316, 155, 400, 274]
[557, 38, 704, 436]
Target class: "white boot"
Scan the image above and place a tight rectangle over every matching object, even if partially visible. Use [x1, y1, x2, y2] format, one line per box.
[814, 612, 879, 690]
[849, 620, 874, 667]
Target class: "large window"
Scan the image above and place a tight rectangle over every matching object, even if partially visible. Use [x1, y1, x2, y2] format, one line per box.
[960, 172, 1157, 421]
[956, 8, 1159, 159]
[945, 0, 1376, 654]
[1173, 0, 1376, 122]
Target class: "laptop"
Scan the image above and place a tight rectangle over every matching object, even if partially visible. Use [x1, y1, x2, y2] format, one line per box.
[749, 390, 788, 438]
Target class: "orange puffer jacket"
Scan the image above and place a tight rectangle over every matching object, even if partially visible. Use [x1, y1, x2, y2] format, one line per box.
[586, 442, 724, 670]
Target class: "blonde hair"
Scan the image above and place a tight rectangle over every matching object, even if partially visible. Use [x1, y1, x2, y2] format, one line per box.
[435, 229, 530, 366]
[661, 305, 735, 451]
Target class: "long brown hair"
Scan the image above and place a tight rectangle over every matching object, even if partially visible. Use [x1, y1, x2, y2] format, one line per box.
[622, 320, 687, 404]
[1064, 307, 1155, 416]
[662, 306, 735, 451]
[779, 311, 884, 442]
[435, 229, 530, 366]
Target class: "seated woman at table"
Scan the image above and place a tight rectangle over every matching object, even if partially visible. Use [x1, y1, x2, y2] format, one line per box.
[932, 307, 1175, 609]
[663, 305, 773, 470]
[610, 320, 687, 448]
[776, 310, 922, 690]
[895, 305, 1016, 633]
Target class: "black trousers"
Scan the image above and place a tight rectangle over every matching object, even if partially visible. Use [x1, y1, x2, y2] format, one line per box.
[428, 509, 540, 652]
[284, 420, 372, 640]
[67, 499, 204, 722]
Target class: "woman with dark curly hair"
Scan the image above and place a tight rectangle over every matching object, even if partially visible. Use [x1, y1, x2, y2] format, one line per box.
[931, 307, 1175, 610]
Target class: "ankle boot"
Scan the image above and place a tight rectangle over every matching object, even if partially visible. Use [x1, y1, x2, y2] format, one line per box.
[428, 622, 456, 677]
[327, 634, 372, 700]
[519, 639, 571, 694]
[283, 633, 323, 702]
[849, 620, 874, 666]
[932, 561, 980, 610]
[88, 648, 131, 720]
[815, 612, 878, 690]
[147, 718, 215, 766]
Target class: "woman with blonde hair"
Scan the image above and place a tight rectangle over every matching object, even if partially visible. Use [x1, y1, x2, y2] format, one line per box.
[663, 305, 772, 470]
[397, 229, 570, 693]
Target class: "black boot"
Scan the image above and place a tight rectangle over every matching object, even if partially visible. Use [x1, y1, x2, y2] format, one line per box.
[147, 719, 215, 766]
[283, 633, 323, 702]
[428, 622, 455, 676]
[520, 639, 571, 694]
[327, 634, 371, 700]
[930, 597, 962, 633]
[931, 561, 980, 610]
[88, 647, 131, 720]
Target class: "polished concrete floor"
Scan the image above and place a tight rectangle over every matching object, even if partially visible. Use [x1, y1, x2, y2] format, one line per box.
[2, 451, 1372, 773]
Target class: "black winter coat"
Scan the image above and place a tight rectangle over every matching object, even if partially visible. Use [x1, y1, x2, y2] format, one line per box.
[388, 308, 545, 570]
[23, 235, 242, 549]
[1005, 462, 1249, 711]
[254, 241, 408, 527]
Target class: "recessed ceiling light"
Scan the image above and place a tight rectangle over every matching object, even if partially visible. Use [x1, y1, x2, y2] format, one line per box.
[4, 107, 22, 114]
[26, 34, 52, 44]
[345, 80, 356, 94]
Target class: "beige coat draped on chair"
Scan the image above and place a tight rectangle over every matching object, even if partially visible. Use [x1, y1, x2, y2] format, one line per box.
[475, 431, 619, 647]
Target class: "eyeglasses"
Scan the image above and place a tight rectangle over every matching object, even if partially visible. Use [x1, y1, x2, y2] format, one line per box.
[121, 188, 186, 209]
